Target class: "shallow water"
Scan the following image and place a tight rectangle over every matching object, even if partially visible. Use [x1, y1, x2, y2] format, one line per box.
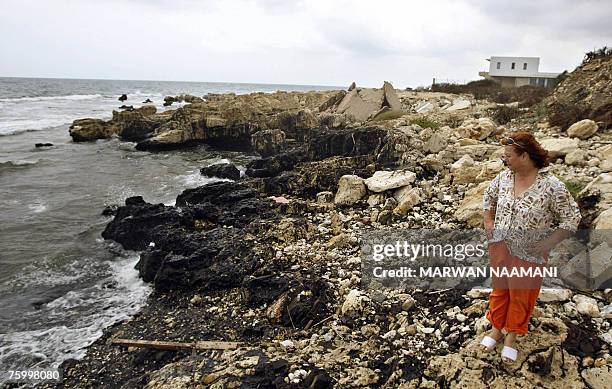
[0, 77, 338, 376]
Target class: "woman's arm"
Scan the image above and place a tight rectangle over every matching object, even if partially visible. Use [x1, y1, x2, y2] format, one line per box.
[484, 209, 495, 240]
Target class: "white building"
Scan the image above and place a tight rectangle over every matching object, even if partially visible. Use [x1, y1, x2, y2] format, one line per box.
[479, 56, 561, 88]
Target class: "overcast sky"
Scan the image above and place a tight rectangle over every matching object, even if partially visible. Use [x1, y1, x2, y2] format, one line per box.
[1, 0, 610, 87]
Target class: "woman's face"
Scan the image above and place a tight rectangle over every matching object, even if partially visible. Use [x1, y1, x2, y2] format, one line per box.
[503, 145, 526, 171]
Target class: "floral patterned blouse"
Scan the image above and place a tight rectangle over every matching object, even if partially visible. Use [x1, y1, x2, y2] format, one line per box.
[482, 166, 582, 264]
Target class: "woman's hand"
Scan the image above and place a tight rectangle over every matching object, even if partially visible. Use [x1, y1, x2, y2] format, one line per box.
[532, 237, 556, 262]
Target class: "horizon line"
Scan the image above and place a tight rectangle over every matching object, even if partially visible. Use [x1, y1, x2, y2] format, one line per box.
[0, 75, 348, 89]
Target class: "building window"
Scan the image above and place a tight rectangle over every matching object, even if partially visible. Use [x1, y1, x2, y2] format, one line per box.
[523, 63, 527, 70]
[511, 62, 516, 70]
[496, 62, 501, 69]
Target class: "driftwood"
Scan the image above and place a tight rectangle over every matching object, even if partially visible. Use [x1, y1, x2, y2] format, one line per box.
[111, 338, 241, 351]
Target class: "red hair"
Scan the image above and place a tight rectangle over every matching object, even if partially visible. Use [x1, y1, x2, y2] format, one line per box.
[501, 131, 550, 168]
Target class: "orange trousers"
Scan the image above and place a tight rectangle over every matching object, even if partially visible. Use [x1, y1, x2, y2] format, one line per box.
[485, 240, 543, 335]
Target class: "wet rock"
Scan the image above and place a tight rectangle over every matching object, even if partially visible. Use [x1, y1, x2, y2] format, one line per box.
[113, 110, 159, 141]
[136, 105, 157, 117]
[251, 129, 286, 157]
[118, 94, 127, 102]
[69, 118, 117, 141]
[34, 143, 53, 148]
[200, 162, 240, 180]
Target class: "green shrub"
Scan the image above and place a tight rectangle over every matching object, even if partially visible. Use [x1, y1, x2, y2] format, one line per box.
[488, 105, 522, 125]
[582, 46, 612, 65]
[560, 178, 585, 199]
[431, 80, 551, 107]
[442, 114, 463, 128]
[547, 101, 589, 130]
[410, 116, 440, 129]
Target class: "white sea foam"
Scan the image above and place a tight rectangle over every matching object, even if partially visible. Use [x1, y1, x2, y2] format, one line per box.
[176, 170, 232, 187]
[0, 159, 39, 167]
[0, 255, 151, 373]
[0, 94, 103, 103]
[27, 201, 48, 214]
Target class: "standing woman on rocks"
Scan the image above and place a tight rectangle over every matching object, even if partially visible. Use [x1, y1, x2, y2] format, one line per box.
[479, 131, 581, 363]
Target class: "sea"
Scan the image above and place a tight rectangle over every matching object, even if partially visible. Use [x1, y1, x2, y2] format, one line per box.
[0, 77, 340, 377]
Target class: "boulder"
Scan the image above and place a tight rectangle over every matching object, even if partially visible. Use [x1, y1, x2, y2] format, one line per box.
[454, 118, 497, 140]
[445, 98, 471, 112]
[393, 187, 421, 216]
[565, 149, 587, 166]
[113, 110, 158, 141]
[456, 181, 490, 228]
[451, 154, 482, 185]
[581, 366, 612, 389]
[136, 105, 157, 116]
[538, 288, 572, 302]
[69, 118, 117, 141]
[341, 289, 367, 317]
[579, 173, 612, 218]
[200, 163, 241, 180]
[336, 88, 383, 122]
[423, 132, 447, 153]
[540, 137, 580, 158]
[136, 129, 192, 151]
[381, 81, 401, 111]
[561, 242, 612, 290]
[334, 175, 367, 205]
[415, 101, 434, 113]
[573, 295, 600, 317]
[596, 144, 612, 172]
[475, 159, 504, 182]
[566, 119, 598, 139]
[364, 170, 416, 193]
[334, 81, 401, 122]
[251, 129, 286, 157]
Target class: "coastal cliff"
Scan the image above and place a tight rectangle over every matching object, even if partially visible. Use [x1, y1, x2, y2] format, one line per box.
[53, 63, 612, 388]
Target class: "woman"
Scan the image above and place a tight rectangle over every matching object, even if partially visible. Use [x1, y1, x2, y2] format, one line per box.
[479, 131, 581, 363]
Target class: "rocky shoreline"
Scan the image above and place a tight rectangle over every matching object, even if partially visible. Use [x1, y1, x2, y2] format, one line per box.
[46, 58, 612, 388]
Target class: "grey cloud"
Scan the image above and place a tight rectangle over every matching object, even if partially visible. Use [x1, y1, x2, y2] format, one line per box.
[465, 0, 612, 38]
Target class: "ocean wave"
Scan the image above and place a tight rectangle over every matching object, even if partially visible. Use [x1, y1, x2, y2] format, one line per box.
[0, 128, 41, 137]
[128, 91, 164, 98]
[0, 159, 40, 171]
[176, 170, 233, 187]
[0, 94, 103, 103]
[0, 255, 151, 374]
